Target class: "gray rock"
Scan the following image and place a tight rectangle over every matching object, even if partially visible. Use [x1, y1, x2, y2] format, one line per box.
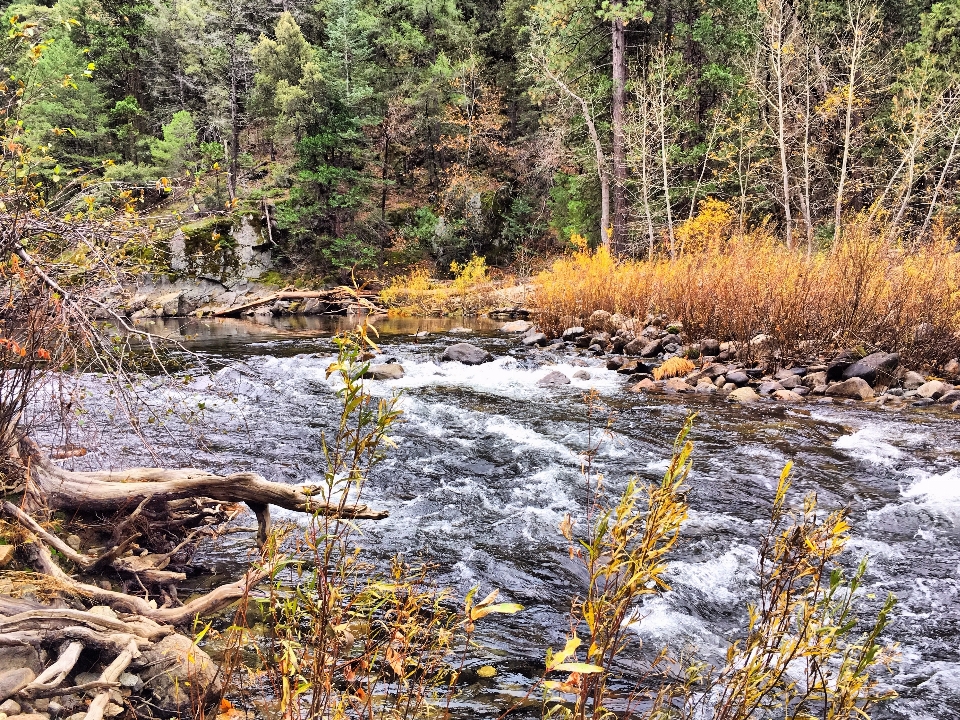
[721, 382, 737, 393]
[561, 326, 585, 341]
[913, 397, 935, 407]
[0, 700, 20, 715]
[825, 377, 875, 400]
[728, 387, 760, 403]
[663, 378, 695, 393]
[639, 339, 662, 357]
[449, 326, 472, 334]
[440, 343, 493, 365]
[588, 310, 612, 329]
[628, 378, 658, 392]
[779, 375, 802, 390]
[13, 714, 50, 720]
[773, 389, 804, 402]
[118, 673, 142, 690]
[588, 343, 605, 354]
[622, 338, 645, 356]
[0, 668, 35, 703]
[842, 352, 900, 386]
[943, 358, 960, 378]
[803, 371, 827, 388]
[500, 320, 532, 333]
[701, 338, 720, 356]
[952, 400, 960, 413]
[617, 360, 653, 375]
[606, 356, 625, 371]
[917, 380, 949, 399]
[758, 381, 784, 395]
[65, 534, 82, 551]
[136, 634, 222, 715]
[522, 332, 549, 347]
[826, 354, 856, 381]
[793, 386, 810, 396]
[0, 646, 40, 675]
[726, 370, 749, 385]
[902, 371, 926, 390]
[572, 370, 591, 381]
[938, 389, 960, 404]
[775, 367, 805, 380]
[714, 375, 727, 387]
[537, 371, 571, 387]
[695, 382, 717, 395]
[363, 364, 404, 381]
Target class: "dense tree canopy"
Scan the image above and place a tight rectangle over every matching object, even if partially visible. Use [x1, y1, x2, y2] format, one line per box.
[4, 0, 960, 276]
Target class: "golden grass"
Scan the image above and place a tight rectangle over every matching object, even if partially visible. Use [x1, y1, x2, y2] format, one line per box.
[380, 255, 506, 316]
[654, 357, 697, 380]
[534, 209, 960, 367]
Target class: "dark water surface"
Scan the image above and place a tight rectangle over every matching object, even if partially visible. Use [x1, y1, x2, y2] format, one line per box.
[34, 316, 960, 719]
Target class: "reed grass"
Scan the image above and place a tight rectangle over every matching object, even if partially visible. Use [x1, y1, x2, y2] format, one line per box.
[534, 207, 960, 367]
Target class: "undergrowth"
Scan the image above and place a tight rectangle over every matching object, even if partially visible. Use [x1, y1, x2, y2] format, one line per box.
[535, 205, 960, 367]
[380, 255, 505, 316]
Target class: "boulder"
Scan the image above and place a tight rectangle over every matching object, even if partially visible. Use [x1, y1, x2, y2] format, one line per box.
[500, 320, 532, 333]
[572, 370, 591, 381]
[587, 310, 612, 329]
[639, 339, 663, 357]
[622, 338, 645, 356]
[0, 545, 13, 568]
[758, 381, 784, 395]
[0, 646, 41, 675]
[663, 378, 695, 393]
[136, 634, 221, 715]
[0, 668, 35, 703]
[826, 353, 856, 382]
[537, 370, 571, 387]
[943, 358, 960, 378]
[695, 382, 717, 395]
[363, 364, 404, 381]
[728, 387, 760, 403]
[606, 356, 625, 371]
[773, 389, 804, 402]
[0, 699, 20, 715]
[522, 332, 549, 347]
[842, 352, 900, 386]
[916, 380, 949, 399]
[779, 375, 802, 390]
[617, 360, 654, 375]
[628, 378, 658, 392]
[561, 326, 585, 341]
[721, 382, 737, 393]
[825, 377, 874, 400]
[938, 389, 960, 404]
[902, 371, 926, 390]
[802, 371, 827, 389]
[725, 370, 749, 385]
[440, 343, 493, 365]
[701, 338, 720, 356]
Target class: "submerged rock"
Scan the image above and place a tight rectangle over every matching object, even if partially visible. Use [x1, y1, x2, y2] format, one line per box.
[440, 343, 494, 365]
[363, 364, 405, 380]
[537, 370, 571, 387]
[572, 369, 591, 380]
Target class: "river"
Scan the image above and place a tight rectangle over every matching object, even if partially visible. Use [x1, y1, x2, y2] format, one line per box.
[33, 316, 960, 720]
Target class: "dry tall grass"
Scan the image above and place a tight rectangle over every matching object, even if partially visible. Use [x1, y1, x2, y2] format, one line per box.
[534, 209, 960, 367]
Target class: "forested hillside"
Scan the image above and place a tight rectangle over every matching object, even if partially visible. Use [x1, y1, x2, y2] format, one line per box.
[4, 0, 960, 278]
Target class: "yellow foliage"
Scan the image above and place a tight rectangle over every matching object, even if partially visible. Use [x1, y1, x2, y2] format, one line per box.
[675, 198, 733, 254]
[653, 357, 696, 381]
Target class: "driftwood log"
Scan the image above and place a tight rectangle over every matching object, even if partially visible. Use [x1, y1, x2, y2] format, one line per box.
[210, 287, 384, 317]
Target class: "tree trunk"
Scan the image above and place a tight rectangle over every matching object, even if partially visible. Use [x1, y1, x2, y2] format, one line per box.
[611, 15, 628, 255]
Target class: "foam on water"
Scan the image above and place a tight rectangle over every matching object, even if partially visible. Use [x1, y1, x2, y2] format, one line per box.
[834, 426, 904, 466]
[902, 466, 960, 503]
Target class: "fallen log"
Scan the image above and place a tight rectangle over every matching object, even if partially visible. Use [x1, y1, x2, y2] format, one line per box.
[211, 288, 383, 317]
[17, 436, 388, 545]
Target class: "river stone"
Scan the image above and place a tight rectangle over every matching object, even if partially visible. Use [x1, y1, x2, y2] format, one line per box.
[0, 646, 40, 675]
[775, 367, 804, 380]
[757, 381, 784, 395]
[727, 387, 759, 403]
[725, 370, 749, 385]
[622, 338, 645, 356]
[572, 370, 591, 381]
[0, 545, 13, 569]
[618, 359, 653, 375]
[587, 310, 612, 329]
[696, 381, 717, 395]
[606, 356, 625, 371]
[917, 380, 949, 399]
[522, 332, 549, 347]
[701, 338, 720, 356]
[449, 326, 472, 334]
[779, 374, 802, 390]
[825, 377, 874, 400]
[537, 370, 571, 387]
[136, 634, 221, 714]
[943, 358, 960, 378]
[639, 339, 662, 357]
[803, 371, 827, 389]
[440, 343, 493, 365]
[561, 326, 585, 341]
[773, 389, 804, 402]
[0, 700, 19, 715]
[842, 352, 900, 385]
[663, 378, 695, 393]
[363, 364, 404, 380]
[500, 320, 532, 333]
[0, 668, 35, 703]
[938, 389, 960, 404]
[13, 714, 50, 720]
[902, 371, 926, 390]
[628, 378, 657, 392]
[720, 382, 736, 393]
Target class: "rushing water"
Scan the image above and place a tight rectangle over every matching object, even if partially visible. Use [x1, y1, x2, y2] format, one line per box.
[33, 316, 960, 719]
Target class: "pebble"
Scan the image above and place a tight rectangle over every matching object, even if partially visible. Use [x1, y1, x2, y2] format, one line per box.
[0, 701, 20, 715]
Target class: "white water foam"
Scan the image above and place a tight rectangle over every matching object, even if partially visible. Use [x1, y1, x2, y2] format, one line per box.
[834, 426, 904, 466]
[903, 466, 960, 503]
